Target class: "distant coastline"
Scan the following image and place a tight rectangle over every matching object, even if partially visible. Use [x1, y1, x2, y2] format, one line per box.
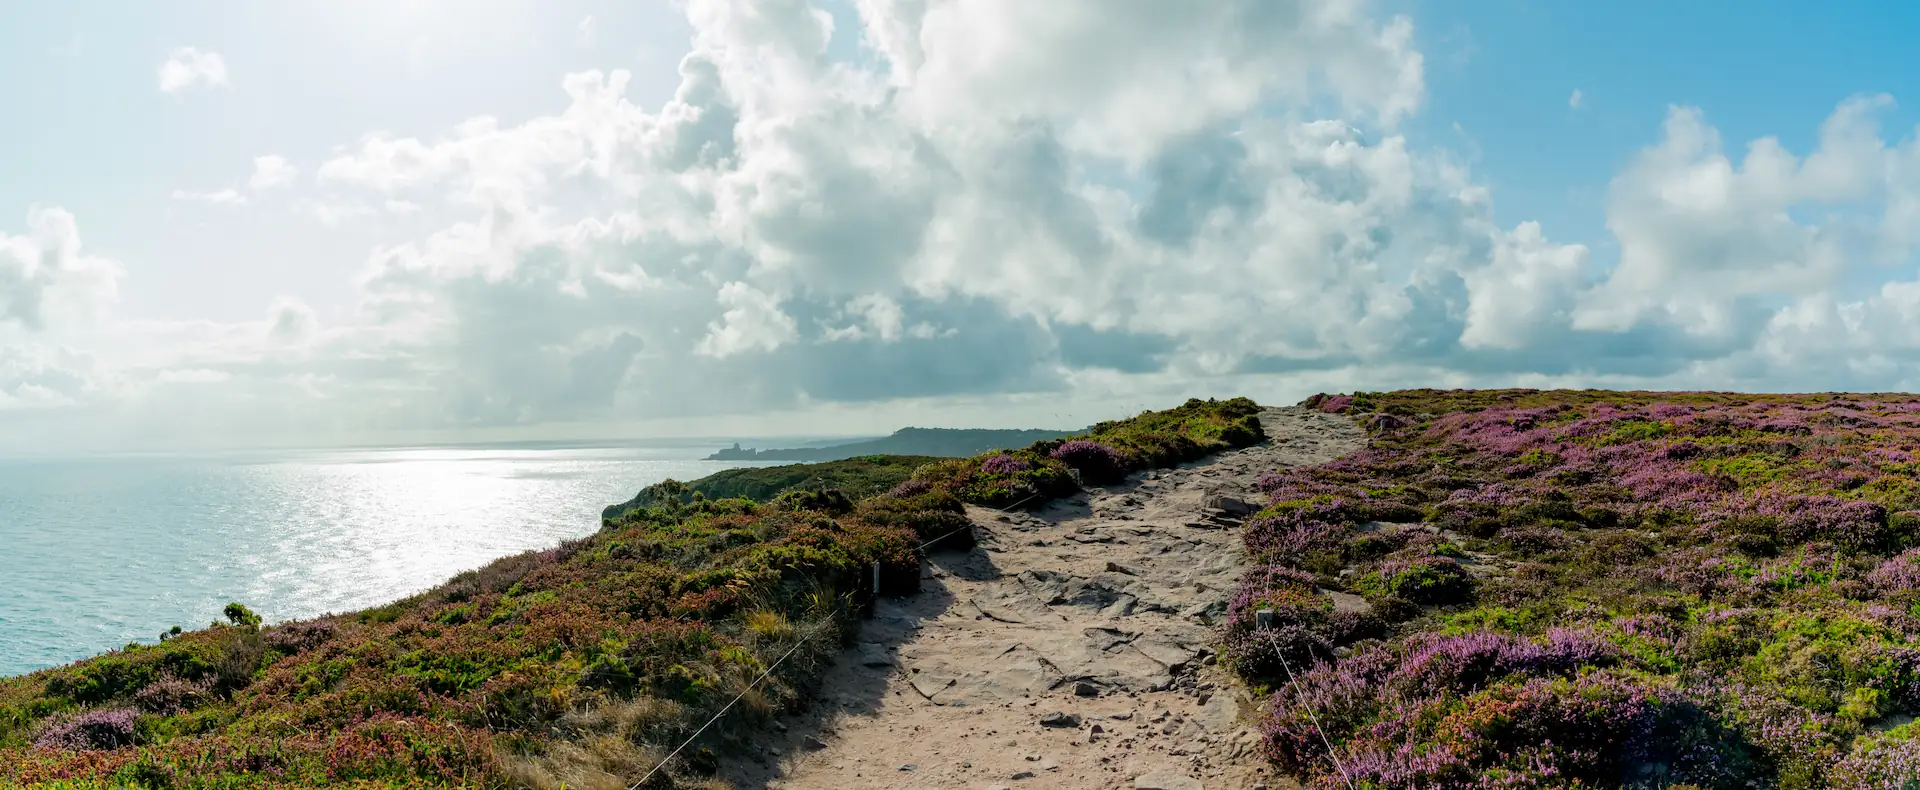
[704, 426, 1084, 462]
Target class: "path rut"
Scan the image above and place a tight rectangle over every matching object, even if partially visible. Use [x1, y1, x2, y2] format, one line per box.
[723, 407, 1366, 790]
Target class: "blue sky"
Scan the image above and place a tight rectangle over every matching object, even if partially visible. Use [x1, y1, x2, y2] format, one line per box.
[1403, 0, 1920, 258]
[4, 0, 1920, 452]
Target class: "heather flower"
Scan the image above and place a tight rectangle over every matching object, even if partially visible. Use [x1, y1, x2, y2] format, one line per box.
[978, 454, 1032, 476]
[34, 708, 139, 751]
[1829, 732, 1920, 790]
[1243, 510, 1347, 561]
[885, 478, 933, 499]
[1385, 628, 1619, 695]
[133, 674, 216, 714]
[1870, 549, 1920, 597]
[1757, 495, 1890, 551]
[1048, 439, 1129, 484]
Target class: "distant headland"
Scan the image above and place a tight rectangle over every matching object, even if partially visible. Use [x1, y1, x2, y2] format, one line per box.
[705, 426, 1084, 462]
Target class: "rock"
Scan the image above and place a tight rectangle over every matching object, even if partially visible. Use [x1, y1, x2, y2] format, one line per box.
[1134, 771, 1204, 790]
[802, 735, 829, 750]
[1011, 771, 1036, 780]
[1074, 681, 1100, 697]
[1202, 493, 1256, 516]
[1039, 711, 1080, 728]
[1104, 560, 1140, 575]
[898, 764, 918, 772]
[1367, 413, 1407, 432]
[856, 642, 896, 668]
[1198, 691, 1240, 733]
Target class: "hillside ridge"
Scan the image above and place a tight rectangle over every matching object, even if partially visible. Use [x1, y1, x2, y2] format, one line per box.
[705, 426, 1083, 462]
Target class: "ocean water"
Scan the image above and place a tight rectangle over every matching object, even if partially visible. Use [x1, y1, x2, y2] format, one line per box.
[0, 444, 772, 678]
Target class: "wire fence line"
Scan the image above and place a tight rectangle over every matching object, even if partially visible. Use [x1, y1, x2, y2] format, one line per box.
[622, 491, 1038, 786]
[626, 618, 832, 789]
[1258, 615, 1356, 790]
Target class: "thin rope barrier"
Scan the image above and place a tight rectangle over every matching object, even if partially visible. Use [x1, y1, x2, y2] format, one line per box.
[912, 491, 1042, 552]
[1260, 626, 1357, 790]
[629, 621, 828, 789]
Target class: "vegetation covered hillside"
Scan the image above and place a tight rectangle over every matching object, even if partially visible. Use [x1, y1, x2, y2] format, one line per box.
[602, 455, 943, 520]
[1234, 390, 1920, 788]
[0, 397, 1263, 789]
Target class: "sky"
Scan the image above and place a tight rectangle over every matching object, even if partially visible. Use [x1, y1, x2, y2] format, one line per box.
[5, 0, 1920, 454]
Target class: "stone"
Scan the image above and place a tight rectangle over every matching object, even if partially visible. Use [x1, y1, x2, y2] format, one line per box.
[898, 764, 918, 772]
[856, 642, 896, 668]
[1198, 692, 1240, 734]
[1039, 711, 1080, 728]
[1202, 492, 1256, 516]
[1074, 681, 1100, 697]
[802, 735, 829, 750]
[1104, 560, 1140, 575]
[1011, 771, 1036, 780]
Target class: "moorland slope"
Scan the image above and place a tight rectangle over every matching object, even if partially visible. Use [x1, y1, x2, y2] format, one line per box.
[0, 398, 1265, 789]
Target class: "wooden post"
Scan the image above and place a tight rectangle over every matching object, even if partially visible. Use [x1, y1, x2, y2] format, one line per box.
[867, 561, 882, 619]
[1255, 608, 1276, 630]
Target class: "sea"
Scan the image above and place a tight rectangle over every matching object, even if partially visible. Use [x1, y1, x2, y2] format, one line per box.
[0, 442, 786, 678]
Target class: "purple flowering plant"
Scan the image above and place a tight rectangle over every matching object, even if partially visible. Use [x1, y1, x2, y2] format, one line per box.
[1242, 389, 1920, 787]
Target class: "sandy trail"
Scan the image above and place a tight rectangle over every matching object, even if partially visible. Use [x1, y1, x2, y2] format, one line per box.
[723, 407, 1366, 790]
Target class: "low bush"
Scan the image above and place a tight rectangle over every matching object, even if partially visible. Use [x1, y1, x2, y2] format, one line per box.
[1242, 390, 1920, 788]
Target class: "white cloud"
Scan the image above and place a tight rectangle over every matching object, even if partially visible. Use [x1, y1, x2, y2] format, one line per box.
[158, 47, 228, 93]
[248, 155, 298, 191]
[0, 208, 121, 332]
[698, 281, 799, 357]
[16, 0, 1920, 452]
[579, 15, 596, 47]
[1569, 88, 1583, 109]
[1577, 95, 1915, 341]
[171, 188, 248, 206]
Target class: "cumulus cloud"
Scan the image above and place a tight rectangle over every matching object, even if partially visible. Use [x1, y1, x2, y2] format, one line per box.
[248, 155, 298, 191]
[15, 0, 1920, 452]
[0, 208, 120, 332]
[158, 47, 227, 93]
[1569, 88, 1583, 109]
[1578, 95, 1918, 340]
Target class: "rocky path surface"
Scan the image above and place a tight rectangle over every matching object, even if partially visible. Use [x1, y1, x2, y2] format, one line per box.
[724, 407, 1366, 790]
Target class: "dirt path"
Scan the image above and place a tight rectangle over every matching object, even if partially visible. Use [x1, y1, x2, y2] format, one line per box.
[724, 407, 1366, 790]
